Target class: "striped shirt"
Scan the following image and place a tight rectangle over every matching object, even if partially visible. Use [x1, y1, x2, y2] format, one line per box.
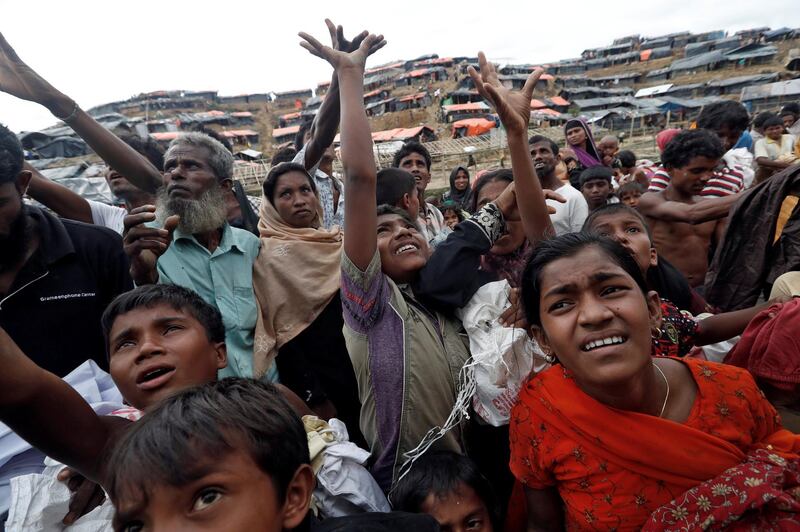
[647, 165, 745, 198]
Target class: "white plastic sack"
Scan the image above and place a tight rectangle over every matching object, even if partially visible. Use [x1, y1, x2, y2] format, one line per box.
[724, 148, 755, 188]
[5, 459, 114, 532]
[456, 281, 550, 426]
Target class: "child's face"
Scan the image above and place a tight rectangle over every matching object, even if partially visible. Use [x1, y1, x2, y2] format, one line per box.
[108, 304, 227, 411]
[765, 124, 784, 141]
[377, 213, 430, 284]
[587, 211, 657, 274]
[443, 209, 460, 229]
[112, 449, 313, 532]
[420, 482, 494, 532]
[581, 179, 611, 210]
[620, 191, 641, 208]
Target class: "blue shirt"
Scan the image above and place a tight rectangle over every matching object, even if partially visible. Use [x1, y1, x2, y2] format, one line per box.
[155, 223, 275, 380]
[734, 130, 754, 152]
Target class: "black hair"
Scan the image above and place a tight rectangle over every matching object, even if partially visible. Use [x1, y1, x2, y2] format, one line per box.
[780, 103, 800, 118]
[660, 129, 724, 169]
[754, 111, 777, 129]
[377, 168, 416, 207]
[616, 150, 637, 168]
[439, 200, 466, 222]
[392, 140, 432, 170]
[528, 134, 560, 156]
[101, 285, 225, 354]
[470, 168, 513, 212]
[763, 115, 786, 129]
[617, 181, 645, 198]
[582, 201, 652, 240]
[390, 451, 498, 529]
[262, 162, 316, 205]
[579, 166, 613, 188]
[520, 232, 648, 327]
[107, 378, 309, 506]
[376, 203, 421, 232]
[0, 123, 23, 187]
[270, 146, 298, 166]
[294, 121, 312, 152]
[119, 134, 165, 170]
[696, 100, 749, 133]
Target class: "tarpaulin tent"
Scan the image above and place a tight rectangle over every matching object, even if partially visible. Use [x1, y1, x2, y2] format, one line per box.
[451, 118, 496, 138]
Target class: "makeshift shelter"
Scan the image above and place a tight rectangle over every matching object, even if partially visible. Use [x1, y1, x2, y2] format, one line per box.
[362, 126, 436, 144]
[499, 73, 552, 91]
[446, 89, 481, 105]
[786, 49, 800, 72]
[150, 132, 181, 145]
[640, 47, 673, 61]
[272, 89, 313, 106]
[724, 44, 778, 66]
[305, 96, 324, 110]
[664, 83, 705, 98]
[231, 111, 254, 125]
[546, 96, 571, 112]
[441, 102, 490, 122]
[278, 112, 304, 128]
[272, 125, 300, 144]
[669, 50, 725, 76]
[17, 132, 90, 159]
[394, 67, 447, 87]
[364, 89, 391, 105]
[740, 79, 800, 112]
[764, 28, 795, 42]
[705, 73, 780, 96]
[222, 130, 260, 145]
[560, 86, 633, 100]
[394, 92, 431, 111]
[365, 98, 396, 117]
[589, 72, 642, 87]
[235, 149, 263, 161]
[451, 118, 497, 138]
[635, 84, 674, 98]
[644, 67, 671, 82]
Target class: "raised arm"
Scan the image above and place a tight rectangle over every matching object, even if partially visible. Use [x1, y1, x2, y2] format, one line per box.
[0, 33, 163, 194]
[0, 328, 125, 484]
[24, 162, 93, 223]
[637, 191, 741, 225]
[468, 53, 555, 242]
[301, 20, 369, 170]
[299, 28, 386, 270]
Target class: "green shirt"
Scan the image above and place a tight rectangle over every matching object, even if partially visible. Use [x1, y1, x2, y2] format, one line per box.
[155, 223, 274, 380]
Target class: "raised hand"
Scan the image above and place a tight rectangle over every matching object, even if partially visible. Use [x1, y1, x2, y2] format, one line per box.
[122, 206, 179, 285]
[299, 25, 386, 71]
[0, 32, 68, 112]
[468, 51, 545, 134]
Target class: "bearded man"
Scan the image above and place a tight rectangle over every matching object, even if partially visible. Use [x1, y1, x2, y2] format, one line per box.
[122, 132, 267, 380]
[0, 123, 132, 377]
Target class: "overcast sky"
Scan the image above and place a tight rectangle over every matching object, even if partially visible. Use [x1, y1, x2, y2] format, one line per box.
[2, 0, 799, 132]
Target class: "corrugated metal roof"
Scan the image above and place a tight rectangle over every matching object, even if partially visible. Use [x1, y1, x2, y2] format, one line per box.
[706, 73, 779, 88]
[741, 79, 800, 101]
[670, 50, 725, 71]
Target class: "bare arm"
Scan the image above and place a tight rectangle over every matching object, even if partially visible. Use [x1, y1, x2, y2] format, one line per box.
[299, 27, 386, 271]
[304, 71, 340, 170]
[24, 162, 93, 223]
[755, 157, 792, 170]
[0, 328, 124, 484]
[695, 300, 775, 345]
[637, 191, 740, 225]
[468, 55, 555, 242]
[525, 486, 564, 531]
[0, 33, 163, 194]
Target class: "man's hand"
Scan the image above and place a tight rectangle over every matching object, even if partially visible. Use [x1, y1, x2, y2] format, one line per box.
[0, 33, 71, 114]
[468, 52, 545, 135]
[122, 206, 179, 284]
[299, 26, 386, 72]
[58, 467, 105, 525]
[494, 183, 565, 219]
[499, 288, 528, 329]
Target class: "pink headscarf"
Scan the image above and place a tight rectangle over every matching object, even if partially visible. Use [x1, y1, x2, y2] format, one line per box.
[656, 128, 681, 153]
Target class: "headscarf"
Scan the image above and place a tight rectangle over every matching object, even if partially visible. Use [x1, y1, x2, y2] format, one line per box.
[656, 128, 681, 152]
[445, 166, 473, 212]
[252, 192, 342, 378]
[564, 119, 602, 169]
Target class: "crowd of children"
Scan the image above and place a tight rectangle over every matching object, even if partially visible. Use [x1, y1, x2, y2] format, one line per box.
[0, 19, 800, 532]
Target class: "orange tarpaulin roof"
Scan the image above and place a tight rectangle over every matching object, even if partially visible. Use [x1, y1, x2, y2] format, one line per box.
[548, 96, 570, 106]
[640, 49, 653, 61]
[150, 132, 180, 141]
[531, 108, 562, 116]
[272, 125, 300, 138]
[398, 92, 428, 102]
[280, 112, 301, 120]
[530, 99, 547, 109]
[451, 118, 496, 137]
[222, 129, 258, 137]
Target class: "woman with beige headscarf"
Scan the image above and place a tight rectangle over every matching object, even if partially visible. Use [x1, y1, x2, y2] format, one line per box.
[252, 161, 364, 445]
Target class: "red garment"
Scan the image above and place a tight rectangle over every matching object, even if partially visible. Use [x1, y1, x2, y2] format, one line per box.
[725, 298, 800, 391]
[509, 358, 800, 531]
[644, 449, 800, 531]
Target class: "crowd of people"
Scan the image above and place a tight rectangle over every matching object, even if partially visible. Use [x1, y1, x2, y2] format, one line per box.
[0, 19, 799, 532]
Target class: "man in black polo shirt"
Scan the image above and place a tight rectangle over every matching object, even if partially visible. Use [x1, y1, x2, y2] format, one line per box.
[0, 124, 132, 376]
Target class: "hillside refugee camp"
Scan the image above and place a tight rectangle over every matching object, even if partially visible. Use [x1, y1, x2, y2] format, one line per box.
[3, 10, 800, 531]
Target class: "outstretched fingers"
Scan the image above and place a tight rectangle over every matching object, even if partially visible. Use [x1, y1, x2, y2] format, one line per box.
[522, 67, 546, 99]
[298, 31, 328, 59]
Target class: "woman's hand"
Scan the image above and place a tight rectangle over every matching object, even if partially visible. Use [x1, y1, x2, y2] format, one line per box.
[299, 23, 385, 72]
[468, 52, 545, 135]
